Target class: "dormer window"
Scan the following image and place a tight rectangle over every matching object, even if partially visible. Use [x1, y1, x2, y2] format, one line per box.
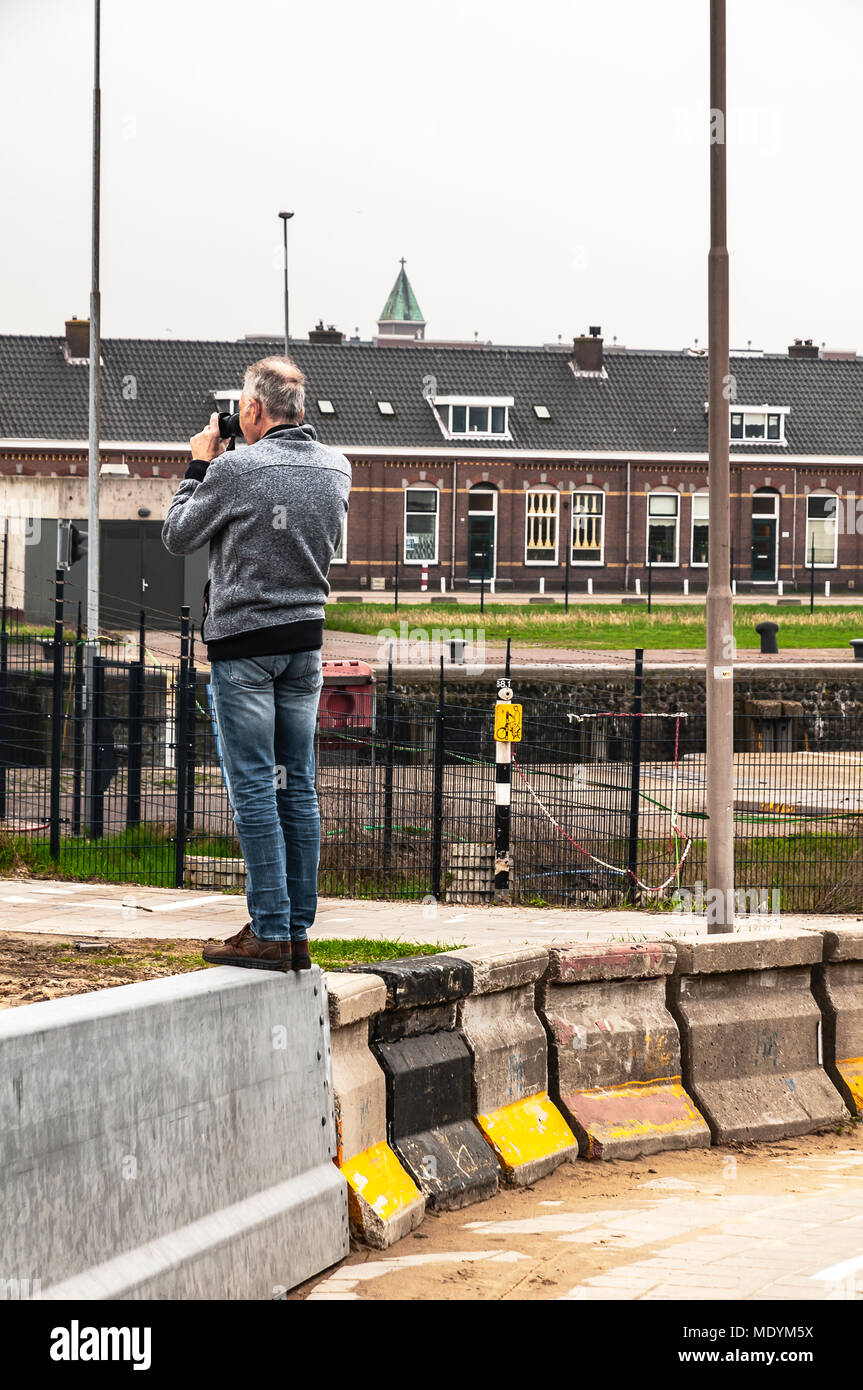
[431, 396, 513, 439]
[213, 390, 241, 415]
[729, 408, 788, 443]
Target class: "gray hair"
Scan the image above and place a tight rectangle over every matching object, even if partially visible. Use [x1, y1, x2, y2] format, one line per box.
[243, 356, 305, 423]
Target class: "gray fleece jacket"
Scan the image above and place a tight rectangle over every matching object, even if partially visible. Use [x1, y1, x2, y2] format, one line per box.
[161, 423, 351, 642]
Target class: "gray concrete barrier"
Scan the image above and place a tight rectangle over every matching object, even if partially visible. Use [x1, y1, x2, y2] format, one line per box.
[449, 945, 579, 1183]
[669, 931, 849, 1143]
[326, 971, 425, 1248]
[537, 942, 710, 1159]
[0, 967, 349, 1299]
[809, 927, 863, 1118]
[350, 956, 501, 1211]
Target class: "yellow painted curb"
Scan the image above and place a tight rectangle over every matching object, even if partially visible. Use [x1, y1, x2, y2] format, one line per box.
[476, 1092, 577, 1172]
[837, 1056, 863, 1113]
[563, 1077, 710, 1157]
[341, 1140, 422, 1224]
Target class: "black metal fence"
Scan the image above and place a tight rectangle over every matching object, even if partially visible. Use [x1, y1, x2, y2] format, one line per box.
[1, 586, 863, 912]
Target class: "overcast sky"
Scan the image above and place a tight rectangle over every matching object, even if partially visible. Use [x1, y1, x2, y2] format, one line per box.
[1, 0, 861, 352]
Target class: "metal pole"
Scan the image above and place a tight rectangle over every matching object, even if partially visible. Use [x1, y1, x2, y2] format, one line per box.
[84, 0, 102, 838]
[430, 657, 445, 902]
[383, 646, 394, 872]
[394, 531, 399, 613]
[279, 210, 294, 353]
[87, 0, 101, 645]
[174, 606, 190, 887]
[647, 548, 653, 613]
[809, 535, 816, 614]
[126, 609, 144, 828]
[706, 0, 735, 932]
[626, 647, 644, 905]
[49, 570, 65, 859]
[72, 602, 84, 834]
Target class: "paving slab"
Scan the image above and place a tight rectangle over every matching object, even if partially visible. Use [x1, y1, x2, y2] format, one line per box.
[0, 878, 859, 949]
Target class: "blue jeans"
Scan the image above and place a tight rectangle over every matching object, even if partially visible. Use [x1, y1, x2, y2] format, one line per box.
[207, 650, 323, 942]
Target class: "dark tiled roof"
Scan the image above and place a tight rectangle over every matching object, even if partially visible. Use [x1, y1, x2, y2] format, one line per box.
[1, 335, 862, 456]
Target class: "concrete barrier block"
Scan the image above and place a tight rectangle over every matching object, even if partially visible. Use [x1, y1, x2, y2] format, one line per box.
[449, 946, 578, 1184]
[0, 967, 349, 1298]
[352, 956, 500, 1211]
[670, 930, 849, 1143]
[538, 942, 710, 1160]
[326, 972, 424, 1249]
[809, 928, 863, 1117]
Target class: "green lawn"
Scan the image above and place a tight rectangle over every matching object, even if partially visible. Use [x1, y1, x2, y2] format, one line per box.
[328, 602, 863, 650]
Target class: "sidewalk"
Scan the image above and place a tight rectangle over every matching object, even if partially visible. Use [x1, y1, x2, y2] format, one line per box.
[0, 878, 857, 946]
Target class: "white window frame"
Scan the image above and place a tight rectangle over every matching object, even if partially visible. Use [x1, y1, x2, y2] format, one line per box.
[646, 490, 680, 567]
[432, 395, 513, 440]
[331, 513, 348, 564]
[570, 488, 605, 566]
[212, 389, 242, 414]
[728, 405, 790, 444]
[524, 486, 560, 566]
[403, 486, 439, 565]
[690, 489, 709, 567]
[805, 491, 839, 569]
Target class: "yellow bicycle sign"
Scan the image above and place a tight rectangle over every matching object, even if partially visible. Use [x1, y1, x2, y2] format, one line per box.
[494, 703, 523, 743]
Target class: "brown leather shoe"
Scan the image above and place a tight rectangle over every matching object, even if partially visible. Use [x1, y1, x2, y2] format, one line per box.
[291, 938, 312, 971]
[202, 924, 291, 972]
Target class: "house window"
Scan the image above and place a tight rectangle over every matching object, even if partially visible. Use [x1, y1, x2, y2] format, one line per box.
[691, 492, 709, 566]
[806, 494, 838, 568]
[404, 488, 439, 564]
[449, 404, 508, 435]
[332, 514, 347, 564]
[571, 490, 604, 564]
[730, 409, 786, 442]
[647, 492, 679, 565]
[525, 488, 559, 564]
[212, 390, 241, 415]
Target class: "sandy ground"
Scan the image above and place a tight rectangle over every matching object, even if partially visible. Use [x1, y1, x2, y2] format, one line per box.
[0, 932, 208, 1008]
[295, 1130, 863, 1302]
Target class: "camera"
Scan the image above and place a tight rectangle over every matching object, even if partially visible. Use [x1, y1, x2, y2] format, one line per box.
[217, 411, 245, 450]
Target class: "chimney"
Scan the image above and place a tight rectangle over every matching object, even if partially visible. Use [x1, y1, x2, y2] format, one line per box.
[309, 320, 344, 345]
[64, 317, 89, 362]
[788, 337, 819, 360]
[572, 326, 604, 373]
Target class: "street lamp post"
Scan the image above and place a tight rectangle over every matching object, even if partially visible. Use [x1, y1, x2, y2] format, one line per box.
[706, 0, 735, 932]
[278, 211, 294, 354]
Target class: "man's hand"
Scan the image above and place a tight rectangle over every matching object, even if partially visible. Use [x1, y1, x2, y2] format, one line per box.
[189, 413, 227, 463]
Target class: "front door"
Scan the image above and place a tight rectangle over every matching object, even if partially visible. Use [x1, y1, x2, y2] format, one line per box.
[751, 518, 777, 582]
[468, 516, 495, 580]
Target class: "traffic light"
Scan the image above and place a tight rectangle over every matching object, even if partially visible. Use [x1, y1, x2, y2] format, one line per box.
[57, 521, 88, 571]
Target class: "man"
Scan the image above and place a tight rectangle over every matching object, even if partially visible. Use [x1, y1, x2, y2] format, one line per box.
[162, 356, 350, 972]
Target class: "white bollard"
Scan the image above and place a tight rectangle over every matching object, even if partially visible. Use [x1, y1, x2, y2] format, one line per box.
[683, 579, 689, 596]
[732, 580, 737, 596]
[825, 581, 831, 598]
[490, 577, 495, 594]
[539, 576, 545, 595]
[440, 576, 446, 594]
[778, 580, 784, 596]
[587, 577, 593, 595]
[635, 578, 642, 595]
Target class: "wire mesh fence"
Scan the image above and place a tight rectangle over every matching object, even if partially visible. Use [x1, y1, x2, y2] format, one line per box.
[1, 607, 863, 911]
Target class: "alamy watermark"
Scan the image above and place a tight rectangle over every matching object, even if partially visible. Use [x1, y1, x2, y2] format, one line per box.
[377, 622, 486, 674]
[671, 880, 781, 930]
